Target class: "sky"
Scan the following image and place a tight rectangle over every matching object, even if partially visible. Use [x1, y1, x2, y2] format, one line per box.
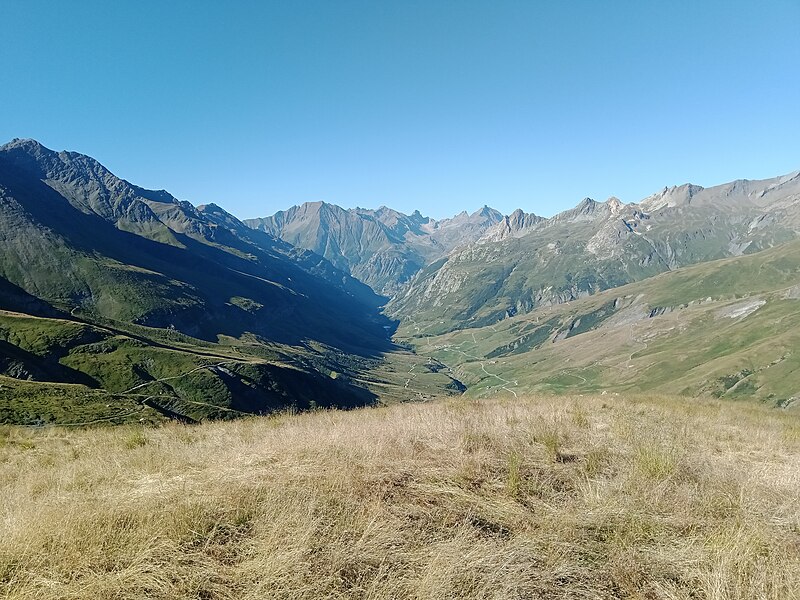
[1, 1, 799, 220]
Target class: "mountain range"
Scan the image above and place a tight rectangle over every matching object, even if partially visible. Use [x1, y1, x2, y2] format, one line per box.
[0, 139, 460, 424]
[386, 171, 800, 334]
[1, 137, 799, 423]
[245, 203, 503, 295]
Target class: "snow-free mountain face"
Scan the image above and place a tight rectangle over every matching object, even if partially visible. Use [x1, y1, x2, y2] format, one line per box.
[245, 202, 503, 295]
[244, 168, 800, 337]
[0, 139, 386, 345]
[0, 139, 465, 422]
[4, 137, 800, 422]
[386, 170, 800, 335]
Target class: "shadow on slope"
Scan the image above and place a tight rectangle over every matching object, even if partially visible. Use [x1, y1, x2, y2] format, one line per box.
[0, 161, 393, 356]
[0, 339, 100, 387]
[0, 277, 66, 318]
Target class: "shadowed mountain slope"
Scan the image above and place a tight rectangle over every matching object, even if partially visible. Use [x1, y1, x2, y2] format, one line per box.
[0, 138, 387, 349]
[0, 139, 461, 424]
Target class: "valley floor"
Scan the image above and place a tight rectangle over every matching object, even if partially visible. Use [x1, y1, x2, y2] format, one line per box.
[1, 394, 799, 599]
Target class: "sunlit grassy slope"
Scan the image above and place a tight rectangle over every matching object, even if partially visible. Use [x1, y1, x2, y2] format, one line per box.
[1, 393, 798, 599]
[403, 240, 800, 404]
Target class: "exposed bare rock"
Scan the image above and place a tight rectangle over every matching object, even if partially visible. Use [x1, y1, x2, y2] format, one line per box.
[388, 168, 800, 335]
[245, 203, 502, 294]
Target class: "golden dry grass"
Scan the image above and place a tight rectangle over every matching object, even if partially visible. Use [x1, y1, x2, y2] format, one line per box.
[1, 394, 799, 599]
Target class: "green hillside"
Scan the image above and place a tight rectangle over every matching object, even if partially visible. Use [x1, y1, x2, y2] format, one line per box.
[400, 240, 800, 406]
[0, 307, 462, 426]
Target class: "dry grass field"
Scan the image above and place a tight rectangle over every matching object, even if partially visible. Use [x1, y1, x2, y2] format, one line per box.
[1, 394, 799, 599]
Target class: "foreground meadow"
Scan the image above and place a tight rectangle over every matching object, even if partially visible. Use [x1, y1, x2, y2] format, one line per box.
[1, 394, 798, 599]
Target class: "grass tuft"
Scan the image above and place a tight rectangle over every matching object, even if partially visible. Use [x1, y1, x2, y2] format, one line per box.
[123, 428, 148, 450]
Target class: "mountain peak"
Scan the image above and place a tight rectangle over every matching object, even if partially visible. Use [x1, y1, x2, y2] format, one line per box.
[605, 196, 624, 215]
[245, 201, 503, 294]
[571, 197, 600, 215]
[480, 208, 543, 242]
[472, 205, 503, 220]
[0, 138, 60, 167]
[0, 138, 107, 176]
[1, 137, 47, 151]
[639, 183, 704, 211]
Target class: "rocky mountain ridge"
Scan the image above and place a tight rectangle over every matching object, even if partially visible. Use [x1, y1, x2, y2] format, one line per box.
[0, 139, 385, 342]
[387, 169, 800, 334]
[245, 202, 503, 295]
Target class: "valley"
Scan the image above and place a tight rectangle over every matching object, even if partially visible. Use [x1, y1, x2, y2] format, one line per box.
[1, 138, 800, 425]
[0, 308, 459, 426]
[5, 3, 800, 597]
[246, 163, 800, 411]
[0, 139, 464, 425]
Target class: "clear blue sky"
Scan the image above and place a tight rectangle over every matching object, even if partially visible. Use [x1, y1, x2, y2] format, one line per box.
[2, 1, 799, 220]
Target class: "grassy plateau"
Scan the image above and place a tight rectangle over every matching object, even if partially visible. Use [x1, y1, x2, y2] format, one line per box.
[1, 393, 798, 599]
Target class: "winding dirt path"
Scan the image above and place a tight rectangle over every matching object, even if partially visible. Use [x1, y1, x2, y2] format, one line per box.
[404, 363, 417, 389]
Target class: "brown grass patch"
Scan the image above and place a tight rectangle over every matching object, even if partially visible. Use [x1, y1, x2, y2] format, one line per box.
[1, 394, 798, 598]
